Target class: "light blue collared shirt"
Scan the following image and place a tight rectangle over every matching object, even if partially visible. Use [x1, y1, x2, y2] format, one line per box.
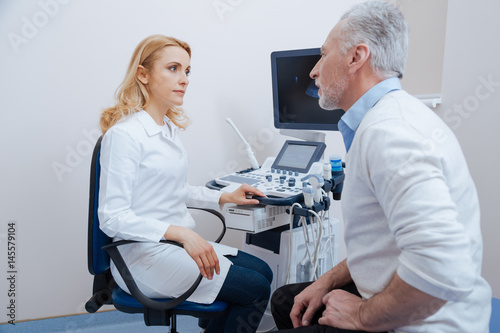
[338, 77, 402, 152]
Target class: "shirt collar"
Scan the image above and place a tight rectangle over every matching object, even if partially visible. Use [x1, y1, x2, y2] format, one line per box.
[339, 77, 401, 151]
[136, 110, 177, 138]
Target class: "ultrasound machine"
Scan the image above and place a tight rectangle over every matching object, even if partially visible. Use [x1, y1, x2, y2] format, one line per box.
[207, 48, 346, 331]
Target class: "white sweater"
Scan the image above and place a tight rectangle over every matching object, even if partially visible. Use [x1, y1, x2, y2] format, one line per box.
[342, 90, 491, 332]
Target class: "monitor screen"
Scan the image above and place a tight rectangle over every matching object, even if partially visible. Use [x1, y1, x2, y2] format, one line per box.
[271, 140, 326, 174]
[276, 144, 317, 170]
[271, 48, 344, 131]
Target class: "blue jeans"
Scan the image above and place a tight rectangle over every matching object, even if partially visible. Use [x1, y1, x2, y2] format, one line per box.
[204, 251, 273, 333]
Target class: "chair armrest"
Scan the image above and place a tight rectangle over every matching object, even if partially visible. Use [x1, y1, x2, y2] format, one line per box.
[187, 207, 226, 243]
[102, 207, 226, 311]
[103, 240, 203, 311]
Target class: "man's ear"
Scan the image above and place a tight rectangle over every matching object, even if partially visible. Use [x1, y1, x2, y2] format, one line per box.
[348, 43, 370, 74]
[136, 65, 149, 85]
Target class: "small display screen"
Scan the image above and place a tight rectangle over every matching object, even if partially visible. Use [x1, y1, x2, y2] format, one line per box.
[275, 144, 317, 169]
[271, 140, 326, 173]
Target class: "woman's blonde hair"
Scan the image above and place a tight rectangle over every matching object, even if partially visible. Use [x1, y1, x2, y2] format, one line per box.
[100, 35, 192, 134]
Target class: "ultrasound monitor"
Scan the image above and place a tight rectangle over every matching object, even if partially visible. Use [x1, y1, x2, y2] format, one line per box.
[271, 48, 344, 131]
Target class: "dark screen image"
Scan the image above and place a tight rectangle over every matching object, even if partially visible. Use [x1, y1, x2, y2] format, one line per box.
[275, 55, 344, 129]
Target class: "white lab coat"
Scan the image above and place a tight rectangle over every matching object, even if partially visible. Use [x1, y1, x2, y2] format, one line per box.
[98, 110, 237, 304]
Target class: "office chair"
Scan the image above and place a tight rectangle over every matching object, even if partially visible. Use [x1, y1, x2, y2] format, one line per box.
[86, 136, 229, 332]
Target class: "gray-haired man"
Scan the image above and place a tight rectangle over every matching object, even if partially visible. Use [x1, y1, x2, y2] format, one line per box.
[271, 1, 491, 332]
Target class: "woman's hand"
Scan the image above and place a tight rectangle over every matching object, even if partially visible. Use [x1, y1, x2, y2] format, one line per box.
[219, 183, 266, 205]
[164, 225, 220, 280]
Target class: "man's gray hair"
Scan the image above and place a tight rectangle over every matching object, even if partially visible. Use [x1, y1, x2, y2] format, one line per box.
[338, 0, 409, 79]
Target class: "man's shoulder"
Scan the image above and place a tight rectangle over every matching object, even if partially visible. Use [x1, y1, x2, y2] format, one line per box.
[354, 90, 457, 154]
[361, 90, 439, 129]
[368, 90, 422, 116]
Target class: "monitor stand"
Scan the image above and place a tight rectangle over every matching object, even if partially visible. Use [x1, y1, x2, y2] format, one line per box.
[279, 129, 326, 143]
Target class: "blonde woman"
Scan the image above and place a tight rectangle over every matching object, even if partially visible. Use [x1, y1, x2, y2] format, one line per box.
[98, 34, 272, 333]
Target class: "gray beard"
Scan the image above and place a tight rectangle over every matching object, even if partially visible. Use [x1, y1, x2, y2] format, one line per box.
[319, 93, 340, 110]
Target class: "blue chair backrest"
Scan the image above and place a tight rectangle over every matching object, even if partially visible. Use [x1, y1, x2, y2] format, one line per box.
[87, 136, 112, 275]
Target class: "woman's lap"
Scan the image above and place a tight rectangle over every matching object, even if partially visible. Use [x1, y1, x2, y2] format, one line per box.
[204, 251, 273, 333]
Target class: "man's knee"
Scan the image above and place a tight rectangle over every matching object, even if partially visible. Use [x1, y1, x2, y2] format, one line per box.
[271, 285, 289, 310]
[272, 283, 310, 311]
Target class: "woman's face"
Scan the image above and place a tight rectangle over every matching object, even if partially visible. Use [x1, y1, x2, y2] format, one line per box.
[143, 46, 191, 110]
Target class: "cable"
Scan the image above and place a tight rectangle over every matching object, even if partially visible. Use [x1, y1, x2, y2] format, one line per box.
[285, 202, 303, 284]
[296, 208, 324, 281]
[308, 209, 323, 280]
[286, 194, 336, 284]
[325, 209, 335, 268]
[298, 216, 313, 280]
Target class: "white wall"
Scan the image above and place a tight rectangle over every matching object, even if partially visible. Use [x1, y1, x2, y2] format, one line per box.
[438, 0, 500, 298]
[399, 0, 448, 96]
[0, 0, 352, 322]
[1, 0, 498, 324]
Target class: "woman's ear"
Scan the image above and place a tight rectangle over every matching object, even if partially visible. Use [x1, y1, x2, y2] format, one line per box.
[136, 65, 149, 85]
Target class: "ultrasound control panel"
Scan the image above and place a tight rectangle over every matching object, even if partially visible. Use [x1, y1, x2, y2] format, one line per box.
[215, 141, 326, 201]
